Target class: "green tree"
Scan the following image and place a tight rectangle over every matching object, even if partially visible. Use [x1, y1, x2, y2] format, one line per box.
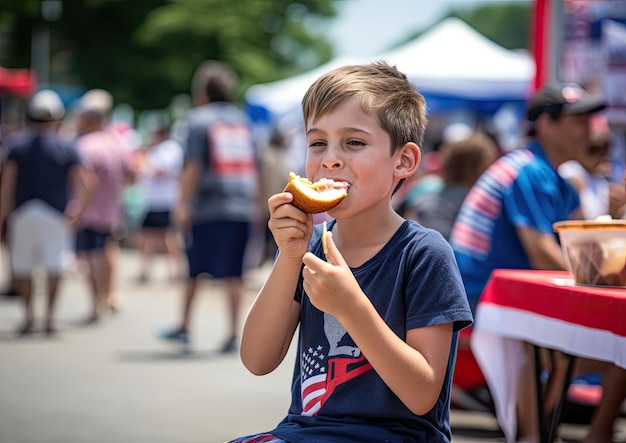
[449, 2, 531, 50]
[388, 2, 531, 54]
[0, 0, 335, 110]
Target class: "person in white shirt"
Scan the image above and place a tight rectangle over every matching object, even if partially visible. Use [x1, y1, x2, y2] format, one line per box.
[136, 125, 184, 283]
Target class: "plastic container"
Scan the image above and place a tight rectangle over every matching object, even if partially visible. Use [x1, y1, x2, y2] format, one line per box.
[553, 219, 626, 287]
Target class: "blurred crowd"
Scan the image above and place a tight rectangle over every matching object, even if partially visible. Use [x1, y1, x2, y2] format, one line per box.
[0, 60, 312, 352]
[1, 60, 625, 442]
[1, 61, 625, 343]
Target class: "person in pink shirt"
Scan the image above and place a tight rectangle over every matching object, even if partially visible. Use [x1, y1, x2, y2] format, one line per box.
[73, 89, 130, 323]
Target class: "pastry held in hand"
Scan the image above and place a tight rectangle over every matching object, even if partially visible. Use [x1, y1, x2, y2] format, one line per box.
[283, 172, 348, 214]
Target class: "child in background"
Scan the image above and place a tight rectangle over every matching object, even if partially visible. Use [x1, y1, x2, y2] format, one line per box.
[135, 125, 184, 283]
[228, 61, 473, 443]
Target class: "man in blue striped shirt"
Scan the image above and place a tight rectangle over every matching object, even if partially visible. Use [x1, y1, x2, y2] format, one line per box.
[451, 82, 604, 312]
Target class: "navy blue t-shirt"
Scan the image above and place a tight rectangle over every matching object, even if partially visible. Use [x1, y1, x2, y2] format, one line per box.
[6, 129, 81, 214]
[270, 220, 473, 443]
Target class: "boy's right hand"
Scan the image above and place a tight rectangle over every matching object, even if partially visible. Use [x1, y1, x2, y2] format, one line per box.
[268, 192, 313, 262]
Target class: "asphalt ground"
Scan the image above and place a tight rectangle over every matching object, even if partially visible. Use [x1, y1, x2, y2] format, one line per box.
[0, 246, 623, 443]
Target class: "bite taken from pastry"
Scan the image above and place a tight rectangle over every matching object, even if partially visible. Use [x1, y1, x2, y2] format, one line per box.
[282, 172, 349, 214]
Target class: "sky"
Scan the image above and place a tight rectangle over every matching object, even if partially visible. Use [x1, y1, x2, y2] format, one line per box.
[327, 0, 531, 57]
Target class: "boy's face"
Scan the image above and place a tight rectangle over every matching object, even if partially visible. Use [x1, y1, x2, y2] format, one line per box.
[304, 98, 406, 217]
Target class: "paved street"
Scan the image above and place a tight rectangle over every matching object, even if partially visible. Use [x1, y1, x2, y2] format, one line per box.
[0, 247, 622, 443]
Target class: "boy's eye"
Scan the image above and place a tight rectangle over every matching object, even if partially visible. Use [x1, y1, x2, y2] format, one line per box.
[347, 140, 365, 147]
[307, 139, 365, 149]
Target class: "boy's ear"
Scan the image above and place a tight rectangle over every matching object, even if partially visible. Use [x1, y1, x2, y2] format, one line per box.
[395, 142, 421, 179]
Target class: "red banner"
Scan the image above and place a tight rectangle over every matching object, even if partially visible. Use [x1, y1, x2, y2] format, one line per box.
[0, 67, 37, 97]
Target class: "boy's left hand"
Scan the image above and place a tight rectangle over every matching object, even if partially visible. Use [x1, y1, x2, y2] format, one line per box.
[302, 232, 365, 318]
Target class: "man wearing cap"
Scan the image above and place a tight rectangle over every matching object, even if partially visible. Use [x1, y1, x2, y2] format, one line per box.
[450, 82, 626, 443]
[451, 82, 605, 309]
[0, 89, 93, 336]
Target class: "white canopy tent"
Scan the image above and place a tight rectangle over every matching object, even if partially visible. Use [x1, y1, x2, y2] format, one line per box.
[380, 17, 534, 102]
[245, 56, 363, 126]
[245, 18, 535, 126]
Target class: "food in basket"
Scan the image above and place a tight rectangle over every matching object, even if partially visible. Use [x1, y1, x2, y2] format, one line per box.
[554, 220, 626, 287]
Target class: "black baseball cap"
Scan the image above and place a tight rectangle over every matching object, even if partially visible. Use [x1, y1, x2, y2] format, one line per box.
[526, 82, 606, 122]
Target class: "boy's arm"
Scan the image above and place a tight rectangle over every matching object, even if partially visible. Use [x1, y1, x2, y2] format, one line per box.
[240, 254, 302, 375]
[302, 233, 454, 415]
[240, 192, 313, 375]
[339, 299, 453, 416]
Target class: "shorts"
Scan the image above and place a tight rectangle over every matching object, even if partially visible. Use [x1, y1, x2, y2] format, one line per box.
[186, 220, 250, 279]
[141, 210, 171, 229]
[227, 433, 287, 443]
[75, 228, 111, 252]
[8, 200, 74, 276]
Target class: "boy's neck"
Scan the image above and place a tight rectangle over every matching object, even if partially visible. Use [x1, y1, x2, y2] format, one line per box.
[332, 206, 404, 268]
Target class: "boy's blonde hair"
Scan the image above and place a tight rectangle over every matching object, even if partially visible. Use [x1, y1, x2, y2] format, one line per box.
[301, 61, 428, 153]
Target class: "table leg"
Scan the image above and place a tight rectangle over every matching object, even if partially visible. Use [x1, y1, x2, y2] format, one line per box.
[533, 346, 577, 443]
[533, 346, 547, 443]
[545, 352, 576, 443]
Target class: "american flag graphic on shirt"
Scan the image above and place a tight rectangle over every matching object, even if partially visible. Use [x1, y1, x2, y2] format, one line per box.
[300, 345, 328, 416]
[300, 344, 373, 416]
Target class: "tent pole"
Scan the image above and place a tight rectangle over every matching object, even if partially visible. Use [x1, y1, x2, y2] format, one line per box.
[549, 0, 564, 83]
[532, 0, 549, 91]
[31, 24, 49, 89]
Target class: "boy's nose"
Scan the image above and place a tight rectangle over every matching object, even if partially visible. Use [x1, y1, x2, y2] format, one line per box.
[322, 158, 343, 170]
[321, 148, 343, 170]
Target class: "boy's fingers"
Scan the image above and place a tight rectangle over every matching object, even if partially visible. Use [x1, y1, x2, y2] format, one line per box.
[302, 232, 346, 271]
[268, 192, 293, 212]
[302, 252, 324, 272]
[325, 232, 347, 268]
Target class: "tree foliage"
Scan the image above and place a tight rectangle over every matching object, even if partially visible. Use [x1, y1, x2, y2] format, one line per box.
[448, 2, 531, 50]
[390, 2, 530, 54]
[0, 0, 335, 110]
[0, 1, 531, 111]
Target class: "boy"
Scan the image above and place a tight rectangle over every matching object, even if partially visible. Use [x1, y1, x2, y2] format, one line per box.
[230, 62, 473, 442]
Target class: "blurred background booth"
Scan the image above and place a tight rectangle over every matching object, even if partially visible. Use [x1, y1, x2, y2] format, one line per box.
[245, 18, 535, 157]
